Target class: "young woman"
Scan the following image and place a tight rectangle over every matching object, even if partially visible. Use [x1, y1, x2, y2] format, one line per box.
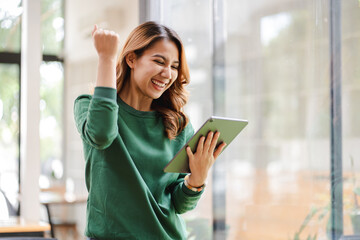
[74, 21, 226, 239]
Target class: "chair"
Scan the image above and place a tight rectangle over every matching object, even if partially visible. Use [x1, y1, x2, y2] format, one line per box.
[0, 190, 18, 217]
[40, 187, 79, 239]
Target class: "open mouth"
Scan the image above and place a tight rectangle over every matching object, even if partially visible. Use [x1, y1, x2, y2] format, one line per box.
[151, 79, 167, 88]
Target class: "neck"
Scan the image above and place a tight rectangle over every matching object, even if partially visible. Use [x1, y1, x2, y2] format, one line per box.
[119, 82, 153, 112]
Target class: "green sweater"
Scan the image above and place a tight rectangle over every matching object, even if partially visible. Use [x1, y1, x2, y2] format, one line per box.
[74, 87, 204, 240]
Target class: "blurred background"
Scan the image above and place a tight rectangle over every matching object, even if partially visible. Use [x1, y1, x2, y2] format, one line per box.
[0, 0, 359, 239]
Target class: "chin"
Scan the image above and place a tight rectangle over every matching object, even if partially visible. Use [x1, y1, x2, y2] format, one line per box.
[150, 91, 166, 100]
[152, 95, 163, 100]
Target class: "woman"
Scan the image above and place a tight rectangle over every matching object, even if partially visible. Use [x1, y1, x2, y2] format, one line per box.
[74, 21, 226, 240]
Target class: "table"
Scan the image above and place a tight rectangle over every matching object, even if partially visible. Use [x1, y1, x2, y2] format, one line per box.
[0, 217, 50, 237]
[39, 191, 87, 238]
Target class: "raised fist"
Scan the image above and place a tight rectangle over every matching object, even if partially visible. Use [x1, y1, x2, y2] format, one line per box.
[92, 25, 120, 60]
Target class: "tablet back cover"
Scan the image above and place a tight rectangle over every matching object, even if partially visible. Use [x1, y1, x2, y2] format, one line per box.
[163, 116, 248, 173]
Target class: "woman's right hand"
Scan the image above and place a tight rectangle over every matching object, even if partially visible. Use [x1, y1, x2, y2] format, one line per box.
[92, 25, 120, 60]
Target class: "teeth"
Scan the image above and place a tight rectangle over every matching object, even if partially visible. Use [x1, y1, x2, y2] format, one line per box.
[152, 79, 166, 88]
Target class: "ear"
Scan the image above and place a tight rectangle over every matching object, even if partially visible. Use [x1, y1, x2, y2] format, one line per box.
[125, 52, 136, 68]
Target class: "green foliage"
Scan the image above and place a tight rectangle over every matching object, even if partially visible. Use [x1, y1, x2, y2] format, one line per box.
[354, 187, 360, 196]
[0, 1, 21, 52]
[0, 65, 19, 140]
[292, 206, 324, 240]
[41, 0, 64, 55]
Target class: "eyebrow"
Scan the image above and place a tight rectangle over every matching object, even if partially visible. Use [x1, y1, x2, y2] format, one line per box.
[152, 54, 179, 64]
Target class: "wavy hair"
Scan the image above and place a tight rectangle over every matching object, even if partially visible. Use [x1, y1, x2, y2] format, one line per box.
[116, 21, 190, 139]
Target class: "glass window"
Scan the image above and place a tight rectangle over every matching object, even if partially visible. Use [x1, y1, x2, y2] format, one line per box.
[39, 0, 65, 188]
[341, 0, 360, 236]
[160, 0, 358, 238]
[0, 0, 22, 52]
[39, 61, 64, 188]
[224, 1, 331, 239]
[0, 63, 20, 207]
[0, 0, 65, 198]
[41, 0, 64, 56]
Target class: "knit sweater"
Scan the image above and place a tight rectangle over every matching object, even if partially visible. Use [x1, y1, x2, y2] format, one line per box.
[74, 87, 204, 240]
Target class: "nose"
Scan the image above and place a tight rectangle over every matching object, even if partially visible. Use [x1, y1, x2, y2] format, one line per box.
[161, 66, 171, 79]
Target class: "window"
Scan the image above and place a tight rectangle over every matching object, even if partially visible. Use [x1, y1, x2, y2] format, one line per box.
[0, 0, 64, 209]
[0, 63, 20, 209]
[40, 0, 64, 187]
[0, 0, 22, 210]
[341, 0, 360, 236]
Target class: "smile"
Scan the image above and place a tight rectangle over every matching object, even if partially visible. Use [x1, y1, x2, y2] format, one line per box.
[151, 79, 167, 88]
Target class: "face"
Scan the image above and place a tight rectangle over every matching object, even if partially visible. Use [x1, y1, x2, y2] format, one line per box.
[127, 39, 180, 100]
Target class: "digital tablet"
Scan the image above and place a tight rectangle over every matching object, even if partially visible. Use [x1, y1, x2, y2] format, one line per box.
[163, 116, 248, 173]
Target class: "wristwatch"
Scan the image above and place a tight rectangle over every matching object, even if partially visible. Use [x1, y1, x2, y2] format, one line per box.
[184, 174, 206, 192]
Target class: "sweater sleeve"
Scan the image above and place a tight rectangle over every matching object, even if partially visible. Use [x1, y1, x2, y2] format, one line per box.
[171, 122, 205, 214]
[74, 87, 119, 150]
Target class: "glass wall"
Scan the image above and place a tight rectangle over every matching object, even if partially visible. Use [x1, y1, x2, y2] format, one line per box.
[162, 0, 214, 238]
[224, 0, 331, 239]
[161, 0, 360, 239]
[341, 0, 360, 236]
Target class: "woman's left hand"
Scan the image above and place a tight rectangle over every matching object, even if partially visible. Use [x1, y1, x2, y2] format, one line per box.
[185, 131, 227, 187]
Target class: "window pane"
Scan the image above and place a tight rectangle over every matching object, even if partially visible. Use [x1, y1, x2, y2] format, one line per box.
[225, 1, 331, 239]
[41, 0, 64, 55]
[0, 63, 20, 207]
[163, 0, 213, 238]
[40, 61, 64, 187]
[342, 0, 360, 235]
[0, 0, 22, 52]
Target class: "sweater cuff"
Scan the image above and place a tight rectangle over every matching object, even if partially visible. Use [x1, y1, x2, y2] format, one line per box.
[93, 87, 117, 101]
[181, 182, 204, 196]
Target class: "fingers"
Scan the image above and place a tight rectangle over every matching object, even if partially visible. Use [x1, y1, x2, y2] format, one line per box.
[194, 131, 225, 158]
[196, 136, 205, 154]
[204, 131, 213, 151]
[214, 142, 227, 159]
[92, 24, 98, 37]
[92, 25, 119, 39]
[186, 146, 194, 160]
[209, 131, 220, 151]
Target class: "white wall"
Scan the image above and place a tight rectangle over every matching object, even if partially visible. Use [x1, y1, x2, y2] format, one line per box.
[64, 0, 139, 235]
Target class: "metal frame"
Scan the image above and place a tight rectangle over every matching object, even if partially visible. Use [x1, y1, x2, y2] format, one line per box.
[211, 0, 227, 239]
[329, 0, 343, 239]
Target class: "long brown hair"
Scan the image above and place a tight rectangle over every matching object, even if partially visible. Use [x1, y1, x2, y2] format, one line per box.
[116, 21, 190, 139]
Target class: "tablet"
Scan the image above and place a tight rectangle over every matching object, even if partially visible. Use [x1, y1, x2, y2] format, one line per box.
[163, 116, 248, 173]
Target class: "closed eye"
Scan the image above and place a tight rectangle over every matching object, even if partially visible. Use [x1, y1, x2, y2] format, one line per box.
[154, 60, 165, 65]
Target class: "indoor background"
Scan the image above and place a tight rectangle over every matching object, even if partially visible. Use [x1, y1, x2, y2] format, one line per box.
[0, 0, 359, 239]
